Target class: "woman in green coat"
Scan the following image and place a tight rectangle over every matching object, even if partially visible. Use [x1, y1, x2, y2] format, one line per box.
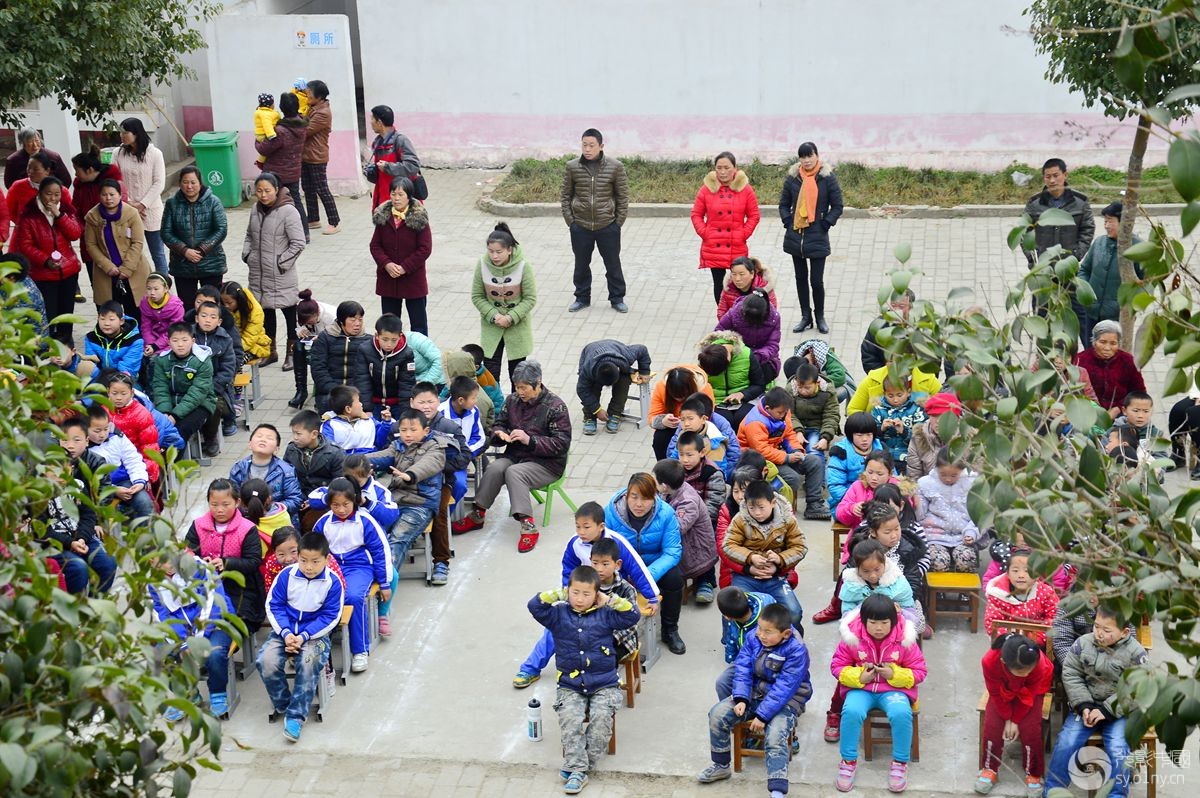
[160, 166, 228, 309]
[471, 222, 537, 387]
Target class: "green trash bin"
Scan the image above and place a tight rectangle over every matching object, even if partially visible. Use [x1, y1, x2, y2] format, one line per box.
[190, 131, 242, 208]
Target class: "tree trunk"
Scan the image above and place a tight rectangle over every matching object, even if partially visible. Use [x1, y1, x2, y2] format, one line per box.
[1118, 114, 1151, 342]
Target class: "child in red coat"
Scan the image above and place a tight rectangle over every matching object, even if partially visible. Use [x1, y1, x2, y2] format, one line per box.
[977, 633, 1054, 796]
[983, 547, 1059, 645]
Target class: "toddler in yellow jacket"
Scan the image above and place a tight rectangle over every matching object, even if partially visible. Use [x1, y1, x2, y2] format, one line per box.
[254, 93, 281, 167]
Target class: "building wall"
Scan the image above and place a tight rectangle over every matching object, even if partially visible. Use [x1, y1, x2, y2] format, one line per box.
[355, 0, 1155, 168]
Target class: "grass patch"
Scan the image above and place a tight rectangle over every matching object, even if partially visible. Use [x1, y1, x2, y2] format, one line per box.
[492, 156, 1177, 207]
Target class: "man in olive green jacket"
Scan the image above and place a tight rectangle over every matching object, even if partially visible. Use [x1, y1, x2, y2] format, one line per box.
[560, 128, 630, 313]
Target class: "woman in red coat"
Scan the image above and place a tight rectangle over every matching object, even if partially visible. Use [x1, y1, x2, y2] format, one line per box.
[1072, 319, 1146, 417]
[368, 177, 432, 335]
[691, 151, 760, 304]
[11, 177, 82, 341]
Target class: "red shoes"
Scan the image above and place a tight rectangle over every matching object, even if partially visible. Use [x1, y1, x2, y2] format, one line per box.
[813, 599, 842, 625]
[452, 508, 486, 534]
[517, 517, 539, 553]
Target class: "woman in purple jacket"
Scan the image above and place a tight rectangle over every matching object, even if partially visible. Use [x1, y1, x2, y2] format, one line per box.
[715, 290, 782, 381]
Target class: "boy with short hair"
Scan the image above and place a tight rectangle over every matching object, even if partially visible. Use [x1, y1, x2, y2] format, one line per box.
[668, 392, 739, 479]
[698, 603, 812, 797]
[193, 300, 239, 451]
[721, 480, 808, 630]
[409, 381, 469, 586]
[576, 338, 652, 435]
[439, 375, 486, 458]
[368, 409, 446, 579]
[441, 349, 496, 432]
[284, 409, 345, 531]
[871, 375, 927, 469]
[257, 532, 345, 743]
[716, 586, 776, 698]
[786, 361, 840, 462]
[84, 300, 143, 375]
[675, 431, 727, 533]
[45, 418, 118, 594]
[528, 566, 641, 795]
[1046, 606, 1149, 798]
[1111, 390, 1169, 463]
[513, 502, 659, 689]
[229, 424, 304, 518]
[151, 322, 215, 440]
[738, 387, 828, 520]
[321, 384, 391, 454]
[736, 449, 794, 506]
[654, 458, 718, 604]
[351, 313, 415, 418]
[85, 404, 155, 522]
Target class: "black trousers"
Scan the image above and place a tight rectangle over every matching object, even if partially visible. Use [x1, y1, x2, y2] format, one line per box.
[1170, 398, 1200, 445]
[379, 296, 428, 336]
[482, 338, 524, 393]
[791, 254, 827, 316]
[37, 275, 80, 342]
[656, 564, 684, 630]
[263, 305, 298, 349]
[652, 426, 676, 461]
[173, 276, 202, 311]
[710, 268, 726, 305]
[570, 221, 625, 304]
[174, 406, 211, 441]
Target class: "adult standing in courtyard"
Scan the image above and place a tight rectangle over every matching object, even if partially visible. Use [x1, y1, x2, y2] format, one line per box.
[243, 173, 305, 369]
[301, 79, 341, 235]
[255, 92, 310, 243]
[364, 105, 423, 211]
[1024, 157, 1094, 318]
[161, 167, 228, 310]
[5, 127, 71, 189]
[691, 151, 760, 304]
[560, 128, 629, 314]
[779, 141, 843, 335]
[113, 118, 168, 276]
[370, 176, 432, 335]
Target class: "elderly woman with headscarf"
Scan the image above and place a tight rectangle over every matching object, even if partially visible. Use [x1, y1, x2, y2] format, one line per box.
[451, 360, 571, 553]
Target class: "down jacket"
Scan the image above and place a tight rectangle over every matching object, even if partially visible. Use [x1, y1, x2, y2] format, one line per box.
[527, 588, 641, 695]
[831, 607, 927, 703]
[716, 263, 777, 320]
[691, 170, 760, 270]
[254, 116, 307, 184]
[826, 439, 884, 511]
[663, 481, 717, 580]
[151, 346, 216, 419]
[1072, 347, 1145, 411]
[738, 399, 802, 466]
[242, 187, 305, 310]
[84, 316, 143, 375]
[311, 322, 371, 403]
[139, 293, 185, 353]
[229, 455, 304, 516]
[83, 201, 150, 305]
[192, 323, 238, 414]
[352, 335, 417, 410]
[370, 200, 432, 300]
[605, 491, 682, 582]
[716, 296, 782, 378]
[839, 556, 916, 617]
[109, 399, 162, 483]
[697, 331, 768, 406]
[778, 162, 844, 258]
[490, 387, 572, 475]
[184, 508, 265, 627]
[983, 573, 1059, 644]
[721, 494, 807, 574]
[576, 339, 652, 418]
[13, 197, 82, 282]
[161, 186, 228, 281]
[1062, 633, 1147, 717]
[1023, 187, 1094, 265]
[731, 628, 813, 722]
[560, 152, 629, 231]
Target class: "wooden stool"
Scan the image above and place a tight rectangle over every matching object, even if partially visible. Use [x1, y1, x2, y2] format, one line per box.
[732, 720, 796, 773]
[862, 702, 920, 762]
[831, 521, 850, 581]
[976, 689, 1054, 764]
[1084, 729, 1157, 798]
[620, 649, 642, 708]
[926, 572, 982, 633]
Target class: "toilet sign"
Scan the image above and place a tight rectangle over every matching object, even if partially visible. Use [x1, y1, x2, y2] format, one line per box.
[295, 30, 337, 48]
[207, 170, 224, 187]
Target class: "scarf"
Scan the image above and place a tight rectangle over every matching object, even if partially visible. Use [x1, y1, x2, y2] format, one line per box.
[99, 203, 124, 267]
[391, 202, 409, 222]
[792, 159, 821, 231]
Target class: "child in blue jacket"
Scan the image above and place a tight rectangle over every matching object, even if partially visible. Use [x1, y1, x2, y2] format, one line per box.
[870, 376, 927, 470]
[716, 586, 776, 699]
[84, 302, 143, 375]
[528, 566, 641, 795]
[308, 453, 400, 530]
[229, 424, 305, 519]
[826, 412, 883, 512]
[699, 603, 813, 797]
[256, 532, 345, 742]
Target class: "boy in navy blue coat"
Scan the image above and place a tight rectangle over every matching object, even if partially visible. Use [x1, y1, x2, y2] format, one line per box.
[699, 604, 812, 797]
[528, 565, 641, 795]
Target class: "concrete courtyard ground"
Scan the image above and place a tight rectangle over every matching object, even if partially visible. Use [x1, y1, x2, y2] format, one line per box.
[173, 170, 1192, 797]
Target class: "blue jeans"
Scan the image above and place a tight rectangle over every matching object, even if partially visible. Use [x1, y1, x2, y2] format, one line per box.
[204, 629, 233, 694]
[257, 633, 330, 723]
[803, 428, 826, 466]
[144, 230, 169, 276]
[708, 696, 796, 794]
[840, 690, 914, 763]
[56, 537, 118, 594]
[1046, 714, 1132, 798]
[521, 628, 556, 675]
[715, 665, 735, 700]
[115, 479, 155, 521]
[732, 573, 803, 631]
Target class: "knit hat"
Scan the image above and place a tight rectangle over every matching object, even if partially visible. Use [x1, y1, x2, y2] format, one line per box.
[924, 392, 963, 417]
[258, 93, 274, 107]
[293, 77, 308, 90]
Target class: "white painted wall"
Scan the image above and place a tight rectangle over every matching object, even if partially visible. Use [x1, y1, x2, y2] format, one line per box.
[356, 0, 1150, 168]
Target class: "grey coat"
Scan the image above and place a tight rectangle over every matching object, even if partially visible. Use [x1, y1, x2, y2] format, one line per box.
[242, 187, 305, 309]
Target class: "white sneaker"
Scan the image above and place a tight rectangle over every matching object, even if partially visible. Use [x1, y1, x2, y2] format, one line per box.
[351, 653, 369, 673]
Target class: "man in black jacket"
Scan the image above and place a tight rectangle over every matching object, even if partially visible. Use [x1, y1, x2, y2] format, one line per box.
[1023, 158, 1095, 267]
[860, 289, 914, 374]
[576, 339, 652, 435]
[560, 129, 630, 313]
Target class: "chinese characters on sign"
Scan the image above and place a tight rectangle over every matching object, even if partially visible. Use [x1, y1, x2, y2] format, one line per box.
[295, 30, 337, 48]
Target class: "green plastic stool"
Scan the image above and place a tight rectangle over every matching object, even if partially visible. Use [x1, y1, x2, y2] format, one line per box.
[529, 472, 578, 527]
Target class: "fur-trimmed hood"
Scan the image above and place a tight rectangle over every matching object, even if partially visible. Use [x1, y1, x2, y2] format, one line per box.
[371, 199, 429, 230]
[722, 261, 776, 293]
[786, 162, 835, 180]
[698, 329, 746, 354]
[838, 604, 919, 649]
[841, 555, 906, 592]
[702, 169, 750, 193]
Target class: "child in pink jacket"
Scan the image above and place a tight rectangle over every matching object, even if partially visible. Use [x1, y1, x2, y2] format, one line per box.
[831, 593, 927, 793]
[138, 273, 185, 356]
[835, 450, 897, 527]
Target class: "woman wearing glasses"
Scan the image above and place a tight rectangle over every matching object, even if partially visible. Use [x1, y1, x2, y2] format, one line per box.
[471, 222, 538, 388]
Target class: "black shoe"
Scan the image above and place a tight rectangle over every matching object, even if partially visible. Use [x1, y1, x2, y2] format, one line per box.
[74, 291, 86, 304]
[201, 439, 221, 458]
[611, 301, 629, 313]
[287, 390, 308, 409]
[804, 503, 832, 521]
[816, 315, 829, 334]
[568, 300, 590, 313]
[793, 314, 813, 333]
[662, 627, 686, 655]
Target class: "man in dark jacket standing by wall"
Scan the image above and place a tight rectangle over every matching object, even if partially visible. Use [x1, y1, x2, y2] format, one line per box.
[1024, 158, 1094, 317]
[560, 129, 630, 314]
